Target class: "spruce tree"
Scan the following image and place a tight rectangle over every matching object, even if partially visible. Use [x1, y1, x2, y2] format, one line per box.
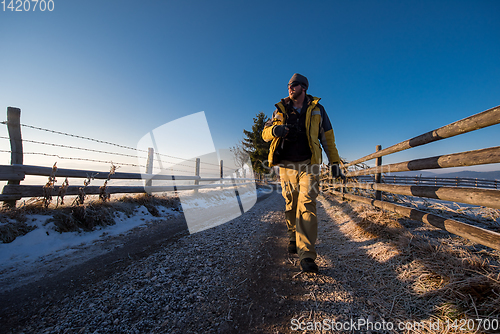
[241, 112, 271, 175]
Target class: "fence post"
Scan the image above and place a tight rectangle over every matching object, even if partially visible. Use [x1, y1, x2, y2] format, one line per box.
[339, 173, 344, 199]
[320, 166, 324, 192]
[3, 107, 23, 207]
[330, 167, 335, 195]
[194, 158, 200, 193]
[220, 159, 223, 189]
[145, 147, 154, 187]
[375, 145, 382, 200]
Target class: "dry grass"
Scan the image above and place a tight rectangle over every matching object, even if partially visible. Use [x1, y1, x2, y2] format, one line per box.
[0, 212, 34, 243]
[322, 193, 500, 333]
[116, 193, 181, 216]
[49, 203, 116, 233]
[0, 207, 32, 243]
[0, 193, 182, 243]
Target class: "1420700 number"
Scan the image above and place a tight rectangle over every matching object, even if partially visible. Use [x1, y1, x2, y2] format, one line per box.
[1, 0, 54, 11]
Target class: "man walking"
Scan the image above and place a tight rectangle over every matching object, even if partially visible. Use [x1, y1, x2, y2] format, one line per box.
[262, 73, 342, 273]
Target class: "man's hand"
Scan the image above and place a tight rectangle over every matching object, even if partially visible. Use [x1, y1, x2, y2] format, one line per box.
[272, 125, 289, 138]
[329, 164, 346, 181]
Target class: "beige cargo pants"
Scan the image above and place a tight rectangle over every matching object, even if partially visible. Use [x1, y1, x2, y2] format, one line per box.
[279, 159, 320, 261]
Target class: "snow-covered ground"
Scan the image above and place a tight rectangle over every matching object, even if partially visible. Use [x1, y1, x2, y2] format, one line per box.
[0, 206, 177, 271]
[0, 204, 181, 291]
[0, 185, 274, 291]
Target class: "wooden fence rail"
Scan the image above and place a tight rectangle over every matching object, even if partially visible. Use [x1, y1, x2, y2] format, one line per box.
[1, 182, 254, 200]
[333, 191, 500, 251]
[325, 182, 500, 210]
[323, 104, 500, 251]
[344, 105, 500, 168]
[353, 175, 499, 189]
[346, 146, 500, 177]
[0, 107, 256, 205]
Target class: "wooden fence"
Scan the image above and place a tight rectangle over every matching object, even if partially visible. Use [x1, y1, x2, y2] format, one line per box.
[0, 107, 255, 206]
[322, 105, 500, 251]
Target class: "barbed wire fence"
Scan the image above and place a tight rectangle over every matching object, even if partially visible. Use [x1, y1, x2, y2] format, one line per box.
[0, 121, 240, 177]
[0, 108, 255, 207]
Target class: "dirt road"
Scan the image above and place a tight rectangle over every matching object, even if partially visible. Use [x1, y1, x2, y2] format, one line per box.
[1, 190, 498, 334]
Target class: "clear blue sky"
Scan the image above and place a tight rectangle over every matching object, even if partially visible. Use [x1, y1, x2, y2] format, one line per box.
[0, 0, 499, 176]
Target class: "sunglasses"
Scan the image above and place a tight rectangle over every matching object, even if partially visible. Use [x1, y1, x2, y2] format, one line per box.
[288, 81, 302, 88]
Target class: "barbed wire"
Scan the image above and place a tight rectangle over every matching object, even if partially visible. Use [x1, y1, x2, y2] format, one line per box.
[1, 123, 242, 172]
[0, 149, 143, 168]
[0, 149, 235, 175]
[0, 151, 197, 178]
[154, 168, 194, 175]
[0, 136, 141, 159]
[0, 149, 244, 179]
[152, 152, 198, 163]
[4, 122, 200, 163]
[199, 166, 221, 172]
[26, 151, 146, 168]
[10, 122, 148, 152]
[153, 157, 196, 170]
[200, 160, 223, 167]
[0, 150, 203, 174]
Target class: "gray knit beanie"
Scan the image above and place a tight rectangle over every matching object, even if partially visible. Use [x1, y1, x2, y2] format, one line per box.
[288, 73, 309, 89]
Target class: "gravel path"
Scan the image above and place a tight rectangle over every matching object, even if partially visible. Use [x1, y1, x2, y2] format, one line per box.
[0, 190, 428, 334]
[0, 191, 306, 333]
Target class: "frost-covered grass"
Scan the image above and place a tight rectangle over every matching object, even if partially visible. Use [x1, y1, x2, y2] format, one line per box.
[321, 193, 500, 333]
[346, 186, 500, 232]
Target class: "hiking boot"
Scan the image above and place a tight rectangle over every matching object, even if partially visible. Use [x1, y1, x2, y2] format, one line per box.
[300, 258, 318, 273]
[288, 241, 297, 254]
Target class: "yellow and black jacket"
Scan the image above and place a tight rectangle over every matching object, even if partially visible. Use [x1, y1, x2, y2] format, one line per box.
[262, 95, 340, 167]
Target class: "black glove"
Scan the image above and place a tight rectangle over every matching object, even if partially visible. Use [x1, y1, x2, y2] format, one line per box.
[329, 164, 346, 181]
[272, 125, 289, 138]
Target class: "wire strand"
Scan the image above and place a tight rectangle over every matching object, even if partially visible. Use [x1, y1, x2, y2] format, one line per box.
[0, 150, 145, 168]
[18, 123, 147, 152]
[14, 123, 200, 163]
[1, 136, 141, 159]
[0, 150, 201, 174]
[1, 124, 239, 171]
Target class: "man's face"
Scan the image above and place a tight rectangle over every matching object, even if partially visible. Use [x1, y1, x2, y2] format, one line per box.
[288, 82, 304, 100]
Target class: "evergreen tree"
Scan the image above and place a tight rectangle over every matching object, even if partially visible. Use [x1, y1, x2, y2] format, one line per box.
[241, 112, 271, 175]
